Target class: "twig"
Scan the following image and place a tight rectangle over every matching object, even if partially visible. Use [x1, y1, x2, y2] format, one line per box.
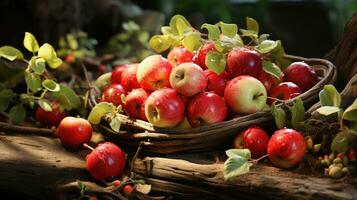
[0, 121, 54, 136]
[130, 141, 144, 176]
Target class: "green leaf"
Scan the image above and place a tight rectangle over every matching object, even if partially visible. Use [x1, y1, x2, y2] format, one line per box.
[256, 40, 278, 54]
[66, 34, 78, 50]
[0, 46, 24, 61]
[226, 149, 251, 159]
[9, 104, 26, 124]
[258, 34, 270, 44]
[149, 35, 172, 53]
[42, 79, 60, 92]
[25, 73, 42, 93]
[316, 106, 341, 116]
[38, 43, 62, 69]
[319, 85, 341, 107]
[176, 17, 189, 36]
[205, 51, 226, 75]
[219, 22, 238, 38]
[87, 102, 116, 124]
[240, 29, 258, 40]
[182, 32, 201, 52]
[289, 98, 305, 130]
[94, 72, 111, 90]
[169, 15, 190, 34]
[161, 26, 174, 35]
[271, 102, 286, 129]
[38, 99, 53, 112]
[23, 32, 39, 53]
[201, 23, 220, 41]
[110, 115, 121, 132]
[262, 61, 283, 79]
[0, 89, 14, 112]
[52, 85, 81, 111]
[246, 17, 259, 34]
[343, 98, 357, 122]
[331, 132, 349, 153]
[224, 155, 252, 181]
[47, 57, 63, 69]
[30, 57, 46, 75]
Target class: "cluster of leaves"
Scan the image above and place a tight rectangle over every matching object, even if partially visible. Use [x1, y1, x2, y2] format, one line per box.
[223, 149, 253, 181]
[271, 98, 306, 131]
[0, 32, 80, 124]
[314, 85, 357, 153]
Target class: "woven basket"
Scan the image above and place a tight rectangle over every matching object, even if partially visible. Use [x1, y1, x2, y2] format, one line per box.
[90, 55, 336, 154]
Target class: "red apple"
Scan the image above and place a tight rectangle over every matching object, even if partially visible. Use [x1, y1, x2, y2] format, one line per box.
[187, 91, 227, 127]
[123, 88, 149, 121]
[268, 82, 302, 104]
[167, 46, 195, 66]
[283, 62, 319, 92]
[137, 55, 173, 91]
[227, 48, 262, 78]
[204, 70, 229, 96]
[122, 185, 133, 196]
[233, 126, 270, 159]
[86, 142, 126, 181]
[57, 117, 92, 149]
[267, 128, 307, 168]
[224, 75, 267, 114]
[111, 64, 128, 84]
[101, 84, 126, 106]
[170, 62, 207, 97]
[145, 88, 185, 128]
[35, 102, 66, 128]
[258, 64, 282, 93]
[120, 63, 140, 92]
[193, 42, 217, 69]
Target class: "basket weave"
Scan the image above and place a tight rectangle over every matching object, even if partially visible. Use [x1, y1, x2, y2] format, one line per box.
[90, 55, 337, 153]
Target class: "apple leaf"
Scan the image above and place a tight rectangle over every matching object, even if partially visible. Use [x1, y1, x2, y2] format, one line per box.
[25, 73, 42, 93]
[38, 99, 53, 112]
[149, 35, 172, 53]
[219, 22, 238, 38]
[224, 154, 252, 181]
[110, 114, 121, 132]
[87, 102, 116, 124]
[271, 102, 286, 129]
[319, 85, 341, 107]
[256, 40, 278, 54]
[240, 29, 258, 40]
[316, 106, 341, 116]
[23, 32, 39, 53]
[66, 34, 79, 50]
[342, 98, 357, 122]
[38, 43, 62, 69]
[258, 34, 270, 44]
[0, 46, 24, 61]
[0, 89, 14, 112]
[289, 98, 305, 130]
[182, 32, 201, 52]
[226, 149, 251, 158]
[176, 17, 189, 36]
[42, 79, 60, 92]
[30, 57, 46, 75]
[9, 104, 26, 124]
[201, 23, 220, 41]
[52, 85, 81, 111]
[169, 15, 190, 35]
[161, 26, 174, 35]
[205, 51, 226, 75]
[262, 61, 283, 79]
[331, 131, 349, 153]
[246, 17, 259, 34]
[47, 57, 63, 69]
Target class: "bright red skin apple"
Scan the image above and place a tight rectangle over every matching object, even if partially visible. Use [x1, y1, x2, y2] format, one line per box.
[137, 55, 173, 91]
[193, 42, 217, 69]
[111, 64, 128, 84]
[170, 62, 208, 97]
[283, 62, 319, 92]
[101, 84, 126, 106]
[145, 88, 185, 128]
[57, 117, 92, 149]
[204, 70, 229, 96]
[167, 46, 195, 66]
[122, 185, 133, 196]
[35, 102, 66, 128]
[120, 63, 140, 92]
[123, 88, 149, 121]
[86, 142, 126, 181]
[267, 128, 307, 169]
[233, 126, 270, 159]
[268, 82, 302, 104]
[258, 66, 282, 93]
[227, 48, 262, 78]
[187, 91, 227, 127]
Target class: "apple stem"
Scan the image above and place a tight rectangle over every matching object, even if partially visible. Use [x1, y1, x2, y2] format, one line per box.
[83, 143, 94, 151]
[252, 154, 268, 164]
[267, 97, 288, 103]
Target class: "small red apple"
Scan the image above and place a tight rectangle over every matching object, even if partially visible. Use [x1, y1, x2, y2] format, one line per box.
[227, 48, 262, 78]
[193, 42, 217, 69]
[283, 62, 319, 92]
[101, 84, 126, 106]
[167, 46, 195, 66]
[120, 63, 140, 92]
[123, 88, 149, 121]
[268, 82, 302, 104]
[170, 62, 208, 97]
[57, 117, 92, 149]
[35, 102, 66, 128]
[267, 128, 307, 168]
[111, 64, 128, 84]
[65, 54, 74, 63]
[233, 126, 270, 159]
[145, 88, 185, 128]
[187, 91, 227, 127]
[137, 55, 173, 91]
[204, 70, 229, 96]
[112, 180, 122, 187]
[258, 65, 282, 93]
[122, 185, 133, 196]
[86, 142, 126, 181]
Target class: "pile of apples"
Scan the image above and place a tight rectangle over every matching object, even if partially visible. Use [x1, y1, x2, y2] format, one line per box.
[100, 43, 319, 129]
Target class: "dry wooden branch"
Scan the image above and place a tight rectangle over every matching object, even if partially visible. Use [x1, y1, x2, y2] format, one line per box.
[0, 121, 54, 136]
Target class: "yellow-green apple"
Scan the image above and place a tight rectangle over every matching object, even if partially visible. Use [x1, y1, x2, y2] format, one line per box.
[137, 55, 173, 91]
[123, 88, 149, 121]
[193, 42, 217, 69]
[204, 70, 229, 96]
[101, 84, 126, 106]
[167, 46, 194, 66]
[267, 128, 307, 168]
[258, 64, 282, 92]
[224, 75, 267, 114]
[111, 64, 128, 84]
[57, 117, 92, 149]
[233, 126, 270, 159]
[227, 48, 262, 78]
[170, 62, 208, 97]
[187, 91, 227, 127]
[268, 82, 302, 104]
[145, 88, 185, 128]
[120, 63, 140, 92]
[283, 62, 319, 92]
